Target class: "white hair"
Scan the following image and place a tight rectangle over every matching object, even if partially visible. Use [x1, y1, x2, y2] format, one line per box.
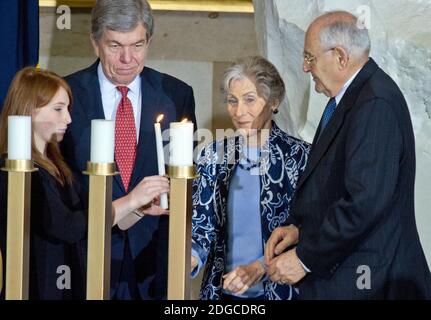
[222, 56, 285, 106]
[319, 17, 371, 58]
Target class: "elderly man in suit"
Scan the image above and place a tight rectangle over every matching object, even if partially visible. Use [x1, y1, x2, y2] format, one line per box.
[61, 0, 196, 299]
[265, 11, 431, 299]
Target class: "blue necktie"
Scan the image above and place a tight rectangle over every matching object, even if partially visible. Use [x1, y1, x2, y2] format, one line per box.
[320, 98, 337, 132]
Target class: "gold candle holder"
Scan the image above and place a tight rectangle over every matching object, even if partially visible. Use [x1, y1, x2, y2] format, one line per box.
[1, 159, 37, 300]
[167, 165, 197, 300]
[83, 162, 117, 300]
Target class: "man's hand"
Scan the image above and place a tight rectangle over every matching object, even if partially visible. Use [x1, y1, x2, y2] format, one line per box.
[128, 175, 170, 210]
[222, 260, 266, 296]
[267, 248, 306, 285]
[140, 196, 169, 216]
[264, 225, 299, 265]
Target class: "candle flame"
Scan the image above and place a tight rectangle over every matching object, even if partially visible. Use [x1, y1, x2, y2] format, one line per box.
[181, 118, 188, 123]
[156, 114, 164, 123]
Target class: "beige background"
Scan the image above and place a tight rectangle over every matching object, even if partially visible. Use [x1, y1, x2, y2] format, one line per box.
[39, 8, 258, 134]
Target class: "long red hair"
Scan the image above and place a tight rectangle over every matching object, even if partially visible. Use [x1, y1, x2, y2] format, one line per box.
[0, 67, 73, 186]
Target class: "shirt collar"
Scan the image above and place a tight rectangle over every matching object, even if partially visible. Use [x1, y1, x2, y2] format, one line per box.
[334, 67, 362, 105]
[97, 62, 141, 95]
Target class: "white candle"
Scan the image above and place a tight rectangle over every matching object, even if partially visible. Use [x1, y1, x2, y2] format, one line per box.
[90, 119, 115, 163]
[169, 120, 194, 166]
[8, 116, 31, 160]
[154, 114, 168, 209]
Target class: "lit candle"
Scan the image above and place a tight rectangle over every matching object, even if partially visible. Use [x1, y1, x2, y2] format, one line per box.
[90, 119, 115, 163]
[8, 116, 31, 160]
[169, 119, 194, 166]
[154, 114, 168, 209]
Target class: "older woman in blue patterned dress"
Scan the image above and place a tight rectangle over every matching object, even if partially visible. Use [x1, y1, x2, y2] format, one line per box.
[191, 56, 310, 300]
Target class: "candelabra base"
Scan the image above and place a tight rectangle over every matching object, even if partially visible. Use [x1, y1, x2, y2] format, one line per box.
[167, 165, 197, 300]
[83, 162, 117, 300]
[1, 159, 37, 300]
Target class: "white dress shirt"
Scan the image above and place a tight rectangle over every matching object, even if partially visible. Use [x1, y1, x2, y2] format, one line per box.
[334, 67, 362, 105]
[97, 63, 142, 143]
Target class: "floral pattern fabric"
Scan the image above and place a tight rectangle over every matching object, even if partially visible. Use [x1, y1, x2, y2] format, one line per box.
[192, 123, 310, 300]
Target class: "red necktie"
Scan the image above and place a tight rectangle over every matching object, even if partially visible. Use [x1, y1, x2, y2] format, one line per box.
[115, 86, 137, 191]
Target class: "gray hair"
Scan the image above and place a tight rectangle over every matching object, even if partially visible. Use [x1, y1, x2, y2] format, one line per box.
[222, 56, 285, 107]
[319, 14, 371, 58]
[91, 0, 154, 41]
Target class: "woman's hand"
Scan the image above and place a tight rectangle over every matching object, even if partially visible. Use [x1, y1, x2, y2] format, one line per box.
[222, 260, 266, 296]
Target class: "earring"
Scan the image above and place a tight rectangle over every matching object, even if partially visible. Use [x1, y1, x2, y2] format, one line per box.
[272, 108, 279, 114]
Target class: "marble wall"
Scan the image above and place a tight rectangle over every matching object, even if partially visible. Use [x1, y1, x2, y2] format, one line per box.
[253, 0, 431, 266]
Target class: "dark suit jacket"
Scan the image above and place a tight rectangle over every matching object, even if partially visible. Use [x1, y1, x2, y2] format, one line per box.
[62, 61, 196, 299]
[290, 58, 431, 299]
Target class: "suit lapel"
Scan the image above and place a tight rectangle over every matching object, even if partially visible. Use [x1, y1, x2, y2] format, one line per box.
[296, 58, 379, 190]
[297, 101, 347, 190]
[76, 60, 106, 122]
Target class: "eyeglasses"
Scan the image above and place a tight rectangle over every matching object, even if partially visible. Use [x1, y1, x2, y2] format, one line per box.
[303, 52, 317, 66]
[303, 48, 336, 66]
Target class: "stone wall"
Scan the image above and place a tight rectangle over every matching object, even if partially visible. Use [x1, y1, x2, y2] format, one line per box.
[253, 0, 431, 266]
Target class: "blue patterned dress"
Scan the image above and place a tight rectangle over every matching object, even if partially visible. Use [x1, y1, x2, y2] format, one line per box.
[192, 122, 310, 300]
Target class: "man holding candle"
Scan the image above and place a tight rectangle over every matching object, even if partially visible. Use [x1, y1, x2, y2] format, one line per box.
[0, 67, 170, 299]
[61, 0, 196, 300]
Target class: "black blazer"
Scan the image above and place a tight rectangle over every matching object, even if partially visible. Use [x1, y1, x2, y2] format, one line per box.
[0, 159, 87, 300]
[61, 61, 196, 299]
[290, 58, 431, 299]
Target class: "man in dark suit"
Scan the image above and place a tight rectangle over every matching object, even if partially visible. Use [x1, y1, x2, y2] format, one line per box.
[61, 0, 196, 299]
[265, 11, 431, 299]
